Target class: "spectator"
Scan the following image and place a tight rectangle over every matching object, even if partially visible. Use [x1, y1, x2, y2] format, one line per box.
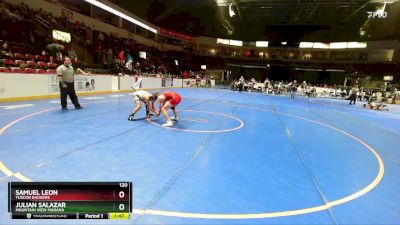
[118, 50, 125, 63]
[102, 48, 107, 69]
[182, 71, 189, 79]
[238, 76, 245, 92]
[98, 31, 104, 41]
[28, 30, 36, 45]
[68, 47, 78, 62]
[206, 76, 211, 88]
[18, 2, 29, 16]
[0, 3, 21, 21]
[134, 62, 140, 73]
[1, 42, 12, 58]
[56, 51, 63, 62]
[47, 43, 64, 63]
[87, 25, 93, 45]
[74, 20, 81, 32]
[391, 88, 397, 104]
[126, 49, 133, 62]
[42, 50, 48, 59]
[289, 80, 298, 99]
[106, 48, 113, 70]
[114, 50, 126, 74]
[263, 78, 271, 93]
[94, 41, 102, 63]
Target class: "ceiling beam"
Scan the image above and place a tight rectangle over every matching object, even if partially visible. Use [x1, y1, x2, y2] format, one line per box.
[342, 1, 370, 21]
[307, 3, 319, 19]
[233, 0, 242, 20]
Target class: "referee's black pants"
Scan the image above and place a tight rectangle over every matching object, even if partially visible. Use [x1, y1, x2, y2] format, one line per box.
[59, 82, 81, 109]
[349, 94, 357, 105]
[238, 83, 243, 92]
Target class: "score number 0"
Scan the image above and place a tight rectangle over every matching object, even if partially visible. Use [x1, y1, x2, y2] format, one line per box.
[118, 183, 128, 211]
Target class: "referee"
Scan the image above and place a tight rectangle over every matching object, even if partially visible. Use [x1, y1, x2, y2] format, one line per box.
[57, 57, 83, 110]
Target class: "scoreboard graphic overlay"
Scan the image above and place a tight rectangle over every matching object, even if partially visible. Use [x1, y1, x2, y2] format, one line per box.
[8, 182, 132, 220]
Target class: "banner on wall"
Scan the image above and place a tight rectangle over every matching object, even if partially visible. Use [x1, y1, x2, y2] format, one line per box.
[48, 75, 96, 93]
[48, 75, 59, 93]
[160, 28, 196, 42]
[75, 76, 96, 91]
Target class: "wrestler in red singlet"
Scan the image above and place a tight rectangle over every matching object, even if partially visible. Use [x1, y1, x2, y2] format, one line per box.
[163, 91, 181, 106]
[157, 91, 181, 127]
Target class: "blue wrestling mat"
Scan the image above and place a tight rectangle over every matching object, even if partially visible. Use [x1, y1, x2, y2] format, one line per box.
[0, 88, 399, 225]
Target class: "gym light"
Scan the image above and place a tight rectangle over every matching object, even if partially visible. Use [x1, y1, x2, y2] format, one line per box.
[299, 42, 314, 48]
[256, 41, 269, 47]
[313, 42, 330, 49]
[83, 0, 157, 33]
[229, 40, 243, 46]
[217, 38, 243, 46]
[347, 42, 367, 48]
[330, 42, 348, 49]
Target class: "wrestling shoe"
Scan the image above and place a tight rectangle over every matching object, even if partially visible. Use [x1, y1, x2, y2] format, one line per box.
[128, 113, 135, 121]
[162, 121, 173, 127]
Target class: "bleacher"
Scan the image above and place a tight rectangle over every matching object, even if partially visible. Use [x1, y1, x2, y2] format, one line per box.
[0, 41, 60, 74]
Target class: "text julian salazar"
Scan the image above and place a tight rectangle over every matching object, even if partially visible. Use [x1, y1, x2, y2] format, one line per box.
[15, 202, 66, 212]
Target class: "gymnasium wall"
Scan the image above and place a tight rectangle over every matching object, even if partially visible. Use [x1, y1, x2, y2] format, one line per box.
[0, 73, 203, 101]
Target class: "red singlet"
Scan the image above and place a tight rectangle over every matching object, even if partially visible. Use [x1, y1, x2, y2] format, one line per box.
[163, 91, 181, 106]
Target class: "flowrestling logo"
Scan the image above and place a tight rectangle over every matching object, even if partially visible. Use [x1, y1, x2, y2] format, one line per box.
[367, 10, 387, 19]
[367, 1, 391, 19]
